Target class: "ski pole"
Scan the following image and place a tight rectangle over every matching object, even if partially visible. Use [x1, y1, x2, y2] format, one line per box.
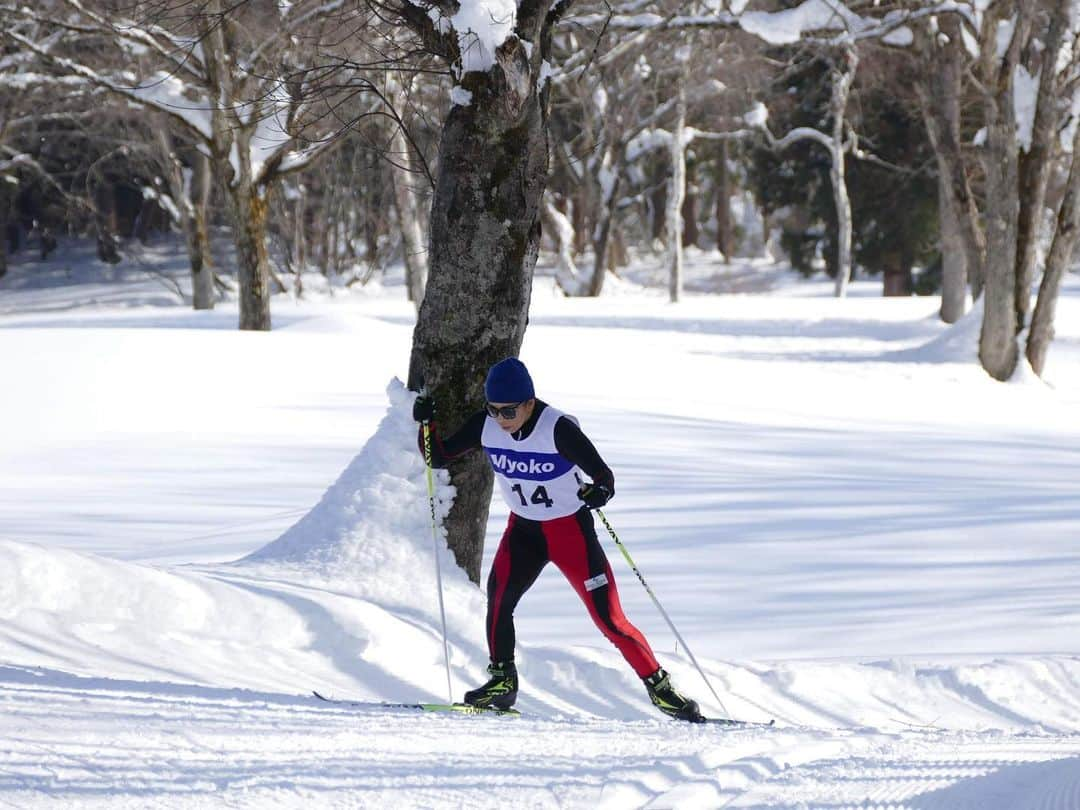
[422, 417, 454, 704]
[594, 507, 732, 719]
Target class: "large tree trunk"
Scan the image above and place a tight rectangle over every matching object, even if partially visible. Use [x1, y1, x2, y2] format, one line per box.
[1014, 0, 1068, 333]
[978, 8, 1031, 380]
[407, 37, 551, 583]
[668, 74, 686, 303]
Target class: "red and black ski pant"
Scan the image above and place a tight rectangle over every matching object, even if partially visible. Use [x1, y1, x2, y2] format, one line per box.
[485, 507, 660, 678]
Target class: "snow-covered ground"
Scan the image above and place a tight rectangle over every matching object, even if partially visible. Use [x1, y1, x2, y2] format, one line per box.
[2, 242, 1080, 808]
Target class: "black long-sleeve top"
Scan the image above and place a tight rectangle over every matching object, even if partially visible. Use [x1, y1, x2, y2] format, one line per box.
[418, 400, 615, 495]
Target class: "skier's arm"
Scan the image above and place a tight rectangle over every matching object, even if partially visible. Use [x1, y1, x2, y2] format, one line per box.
[554, 417, 615, 495]
[418, 411, 486, 468]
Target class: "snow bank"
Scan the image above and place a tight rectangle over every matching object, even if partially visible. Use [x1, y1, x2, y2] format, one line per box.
[896, 297, 982, 364]
[0, 539, 314, 689]
[0, 379, 488, 696]
[896, 299, 1055, 389]
[242, 379, 481, 622]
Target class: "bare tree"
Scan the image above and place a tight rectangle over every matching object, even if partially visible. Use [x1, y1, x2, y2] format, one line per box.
[5, 0, 372, 329]
[395, 0, 578, 581]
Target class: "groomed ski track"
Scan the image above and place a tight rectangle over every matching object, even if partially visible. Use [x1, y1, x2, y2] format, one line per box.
[3, 660, 1080, 809]
[4, 250, 1080, 807]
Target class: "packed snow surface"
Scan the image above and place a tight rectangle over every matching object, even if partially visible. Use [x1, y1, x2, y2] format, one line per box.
[2, 243, 1080, 808]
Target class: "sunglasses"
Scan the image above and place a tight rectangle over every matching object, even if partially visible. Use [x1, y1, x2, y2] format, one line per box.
[486, 400, 526, 419]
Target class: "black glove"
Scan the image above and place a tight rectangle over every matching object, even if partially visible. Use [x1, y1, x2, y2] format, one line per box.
[413, 395, 436, 423]
[577, 482, 612, 509]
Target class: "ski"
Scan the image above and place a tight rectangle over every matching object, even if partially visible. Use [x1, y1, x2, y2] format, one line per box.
[314, 691, 771, 724]
[702, 716, 775, 728]
[312, 691, 521, 717]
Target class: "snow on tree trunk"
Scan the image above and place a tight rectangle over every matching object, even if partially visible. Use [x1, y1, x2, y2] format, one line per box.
[407, 31, 554, 583]
[543, 198, 586, 296]
[589, 145, 623, 298]
[157, 126, 214, 311]
[668, 74, 686, 304]
[199, 5, 270, 331]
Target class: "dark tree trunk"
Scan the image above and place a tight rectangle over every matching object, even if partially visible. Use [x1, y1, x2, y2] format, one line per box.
[916, 14, 986, 301]
[882, 251, 913, 297]
[586, 141, 626, 297]
[1027, 179, 1079, 376]
[571, 191, 589, 255]
[1028, 98, 1080, 376]
[650, 181, 667, 243]
[96, 188, 122, 265]
[189, 154, 215, 311]
[590, 170, 620, 297]
[978, 7, 1031, 380]
[681, 136, 698, 248]
[716, 140, 735, 260]
[1014, 0, 1068, 333]
[937, 167, 967, 322]
[682, 191, 698, 248]
[0, 188, 9, 279]
[407, 31, 555, 583]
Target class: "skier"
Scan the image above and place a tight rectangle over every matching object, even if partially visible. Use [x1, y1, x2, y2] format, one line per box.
[413, 357, 704, 722]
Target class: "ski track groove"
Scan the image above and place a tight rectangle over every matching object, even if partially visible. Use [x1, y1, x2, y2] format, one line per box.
[9, 675, 1080, 809]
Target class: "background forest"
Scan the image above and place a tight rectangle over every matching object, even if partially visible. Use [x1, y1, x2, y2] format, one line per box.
[4, 0, 1079, 381]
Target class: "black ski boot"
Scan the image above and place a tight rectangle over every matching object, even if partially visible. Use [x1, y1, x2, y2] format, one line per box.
[644, 668, 704, 722]
[463, 661, 518, 710]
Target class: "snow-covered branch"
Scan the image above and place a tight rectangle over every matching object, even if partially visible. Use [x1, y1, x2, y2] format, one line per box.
[562, 0, 978, 51]
[5, 0, 208, 84]
[5, 30, 215, 146]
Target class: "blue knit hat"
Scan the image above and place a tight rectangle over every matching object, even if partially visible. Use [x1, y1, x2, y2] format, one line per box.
[485, 358, 535, 403]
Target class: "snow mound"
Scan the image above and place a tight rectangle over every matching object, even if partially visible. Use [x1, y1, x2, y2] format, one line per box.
[0, 539, 313, 688]
[242, 379, 481, 620]
[896, 299, 1055, 390]
[897, 298, 982, 364]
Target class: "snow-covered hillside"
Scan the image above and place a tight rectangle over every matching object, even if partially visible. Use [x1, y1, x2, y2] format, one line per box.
[2, 245, 1080, 808]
